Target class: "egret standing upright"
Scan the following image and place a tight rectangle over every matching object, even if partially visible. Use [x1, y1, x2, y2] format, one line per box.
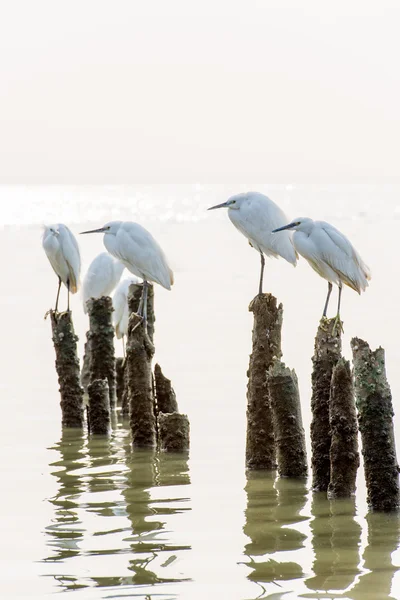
[80, 221, 173, 321]
[82, 252, 125, 313]
[208, 192, 297, 294]
[273, 217, 371, 327]
[42, 224, 81, 312]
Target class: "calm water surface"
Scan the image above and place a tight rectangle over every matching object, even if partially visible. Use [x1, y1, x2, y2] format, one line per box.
[2, 184, 400, 599]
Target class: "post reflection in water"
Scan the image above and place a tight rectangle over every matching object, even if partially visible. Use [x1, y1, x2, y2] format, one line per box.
[43, 426, 192, 595]
[350, 512, 400, 600]
[242, 471, 308, 596]
[305, 494, 362, 594]
[121, 443, 191, 588]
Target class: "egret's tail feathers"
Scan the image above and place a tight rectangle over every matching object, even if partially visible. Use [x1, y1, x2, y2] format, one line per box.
[67, 261, 79, 293]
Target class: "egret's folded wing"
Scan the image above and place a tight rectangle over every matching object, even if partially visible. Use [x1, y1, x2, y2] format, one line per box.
[318, 223, 369, 292]
[117, 226, 172, 289]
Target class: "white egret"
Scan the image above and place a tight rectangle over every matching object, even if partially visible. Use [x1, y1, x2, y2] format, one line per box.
[208, 192, 297, 294]
[80, 221, 173, 320]
[273, 217, 371, 324]
[42, 224, 81, 312]
[112, 276, 142, 353]
[82, 252, 125, 313]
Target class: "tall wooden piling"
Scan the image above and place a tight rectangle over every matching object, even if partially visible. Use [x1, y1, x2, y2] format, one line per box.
[328, 358, 359, 498]
[311, 318, 341, 491]
[87, 297, 116, 409]
[268, 360, 307, 478]
[87, 379, 111, 435]
[246, 294, 283, 470]
[129, 282, 155, 342]
[126, 313, 157, 447]
[158, 413, 190, 452]
[351, 338, 399, 511]
[115, 357, 125, 405]
[154, 363, 178, 416]
[80, 333, 90, 396]
[50, 311, 84, 428]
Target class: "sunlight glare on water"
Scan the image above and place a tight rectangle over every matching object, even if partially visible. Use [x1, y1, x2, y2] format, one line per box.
[2, 184, 400, 599]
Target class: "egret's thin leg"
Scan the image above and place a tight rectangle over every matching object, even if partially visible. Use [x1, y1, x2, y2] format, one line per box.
[259, 253, 265, 295]
[332, 283, 344, 335]
[136, 281, 145, 317]
[122, 336, 125, 358]
[337, 283, 343, 317]
[67, 280, 70, 312]
[55, 277, 62, 312]
[322, 282, 333, 317]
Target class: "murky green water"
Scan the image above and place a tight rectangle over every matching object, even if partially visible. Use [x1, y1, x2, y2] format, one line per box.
[37, 422, 400, 600]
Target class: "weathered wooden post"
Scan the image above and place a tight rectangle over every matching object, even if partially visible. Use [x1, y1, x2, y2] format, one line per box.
[351, 338, 399, 511]
[311, 318, 341, 491]
[328, 358, 359, 498]
[268, 360, 307, 478]
[154, 363, 178, 416]
[126, 291, 157, 447]
[115, 357, 125, 405]
[87, 379, 111, 435]
[87, 297, 116, 409]
[50, 311, 84, 428]
[246, 294, 282, 470]
[158, 413, 190, 452]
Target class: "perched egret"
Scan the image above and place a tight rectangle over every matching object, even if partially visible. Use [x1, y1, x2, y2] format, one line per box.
[80, 221, 173, 320]
[112, 276, 141, 353]
[273, 217, 371, 324]
[42, 224, 81, 312]
[208, 192, 297, 294]
[82, 252, 125, 313]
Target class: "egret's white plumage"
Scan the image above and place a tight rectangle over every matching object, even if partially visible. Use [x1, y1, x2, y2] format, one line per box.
[42, 223, 81, 311]
[81, 220, 173, 320]
[273, 217, 371, 318]
[82, 252, 125, 313]
[112, 276, 141, 340]
[81, 221, 173, 289]
[208, 192, 297, 294]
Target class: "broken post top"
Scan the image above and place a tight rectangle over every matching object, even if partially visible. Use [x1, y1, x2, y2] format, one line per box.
[351, 337, 388, 400]
[127, 282, 155, 343]
[313, 317, 342, 360]
[351, 337, 385, 368]
[248, 293, 283, 362]
[86, 296, 114, 329]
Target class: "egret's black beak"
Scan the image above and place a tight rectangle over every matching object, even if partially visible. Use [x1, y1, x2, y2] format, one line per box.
[207, 201, 229, 211]
[272, 223, 296, 233]
[80, 227, 106, 235]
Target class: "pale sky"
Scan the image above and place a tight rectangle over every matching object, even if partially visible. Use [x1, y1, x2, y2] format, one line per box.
[1, 1, 399, 182]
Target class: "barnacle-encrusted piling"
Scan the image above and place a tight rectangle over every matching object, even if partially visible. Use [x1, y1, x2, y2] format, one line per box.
[126, 310, 156, 447]
[115, 357, 125, 405]
[351, 338, 399, 511]
[130, 282, 155, 342]
[246, 294, 283, 470]
[80, 333, 90, 397]
[328, 358, 359, 498]
[268, 360, 307, 478]
[87, 297, 116, 409]
[154, 363, 178, 416]
[311, 318, 342, 491]
[158, 412, 190, 452]
[87, 379, 111, 435]
[50, 311, 84, 427]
